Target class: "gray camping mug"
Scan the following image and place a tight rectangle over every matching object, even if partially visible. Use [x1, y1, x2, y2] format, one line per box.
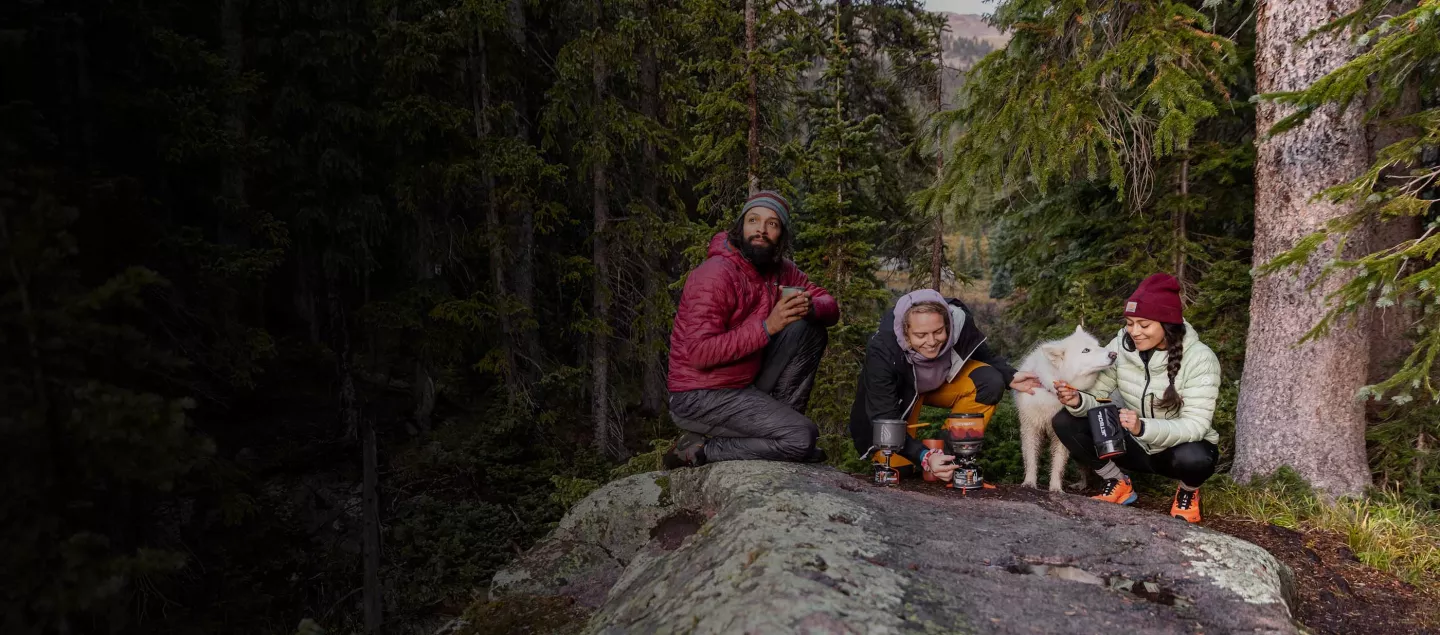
[872, 418, 909, 450]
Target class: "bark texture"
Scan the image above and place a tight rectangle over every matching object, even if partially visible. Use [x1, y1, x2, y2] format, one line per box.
[1234, 0, 1372, 496]
[639, 20, 668, 416]
[745, 0, 760, 195]
[591, 4, 617, 457]
[508, 0, 541, 384]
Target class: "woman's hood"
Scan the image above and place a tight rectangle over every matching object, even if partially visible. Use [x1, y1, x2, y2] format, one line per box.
[892, 289, 965, 361]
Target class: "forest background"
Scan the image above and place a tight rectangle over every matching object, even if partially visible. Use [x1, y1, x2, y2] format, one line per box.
[3, 0, 1438, 633]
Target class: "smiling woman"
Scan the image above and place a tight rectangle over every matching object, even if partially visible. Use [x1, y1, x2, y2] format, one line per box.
[1052, 273, 1223, 523]
[902, 302, 950, 359]
[850, 289, 1037, 483]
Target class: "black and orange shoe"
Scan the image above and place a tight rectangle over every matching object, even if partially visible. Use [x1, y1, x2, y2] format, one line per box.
[1171, 486, 1201, 523]
[1093, 477, 1137, 505]
[661, 433, 707, 470]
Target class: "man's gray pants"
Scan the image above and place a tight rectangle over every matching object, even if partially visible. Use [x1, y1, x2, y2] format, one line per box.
[669, 320, 829, 462]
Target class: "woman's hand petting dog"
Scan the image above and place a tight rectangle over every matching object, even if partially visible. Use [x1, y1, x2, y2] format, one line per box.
[1118, 408, 1141, 435]
[926, 450, 958, 482]
[1054, 380, 1081, 408]
[1009, 371, 1042, 395]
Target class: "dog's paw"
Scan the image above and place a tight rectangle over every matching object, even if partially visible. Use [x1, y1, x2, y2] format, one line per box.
[1020, 479, 1038, 489]
[1048, 483, 1064, 493]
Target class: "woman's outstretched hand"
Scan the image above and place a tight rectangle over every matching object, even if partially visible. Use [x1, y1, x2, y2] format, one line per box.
[1010, 371, 1042, 395]
[1054, 380, 1081, 408]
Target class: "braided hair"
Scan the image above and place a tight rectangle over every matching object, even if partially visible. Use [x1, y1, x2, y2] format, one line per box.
[1122, 322, 1187, 411]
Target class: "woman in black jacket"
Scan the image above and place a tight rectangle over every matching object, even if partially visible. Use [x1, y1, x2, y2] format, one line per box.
[849, 289, 1040, 479]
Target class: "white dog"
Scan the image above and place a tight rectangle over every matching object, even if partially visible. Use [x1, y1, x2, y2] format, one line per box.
[1012, 325, 1117, 491]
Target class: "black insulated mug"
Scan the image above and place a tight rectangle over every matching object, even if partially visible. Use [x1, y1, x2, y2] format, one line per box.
[1088, 400, 1126, 460]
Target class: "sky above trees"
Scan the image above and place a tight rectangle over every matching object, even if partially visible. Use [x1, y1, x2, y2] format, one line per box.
[923, 0, 994, 15]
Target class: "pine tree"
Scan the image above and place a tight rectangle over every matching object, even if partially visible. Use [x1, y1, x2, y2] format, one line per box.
[1239, 0, 1440, 495]
[682, 0, 808, 221]
[934, 0, 1242, 254]
[789, 0, 938, 432]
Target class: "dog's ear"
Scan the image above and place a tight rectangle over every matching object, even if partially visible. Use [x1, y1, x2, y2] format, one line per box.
[1042, 343, 1066, 365]
[1074, 324, 1086, 335]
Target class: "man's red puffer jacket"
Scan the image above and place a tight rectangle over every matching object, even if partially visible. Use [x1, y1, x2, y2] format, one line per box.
[667, 232, 839, 392]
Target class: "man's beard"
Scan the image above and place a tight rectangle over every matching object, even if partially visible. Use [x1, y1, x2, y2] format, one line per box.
[738, 234, 782, 269]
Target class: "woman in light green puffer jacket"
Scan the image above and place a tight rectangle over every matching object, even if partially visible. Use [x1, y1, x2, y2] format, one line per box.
[1052, 273, 1221, 523]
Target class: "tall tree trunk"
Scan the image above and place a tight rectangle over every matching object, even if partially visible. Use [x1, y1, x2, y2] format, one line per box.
[1233, 0, 1371, 496]
[929, 44, 944, 291]
[1175, 156, 1188, 284]
[472, 23, 521, 396]
[220, 0, 248, 247]
[639, 11, 668, 416]
[978, 225, 988, 271]
[360, 417, 381, 634]
[833, 0, 848, 207]
[295, 242, 321, 345]
[1, 208, 57, 504]
[71, 17, 95, 166]
[411, 214, 438, 431]
[327, 277, 381, 632]
[508, 0, 541, 384]
[592, 3, 617, 457]
[746, 0, 760, 195]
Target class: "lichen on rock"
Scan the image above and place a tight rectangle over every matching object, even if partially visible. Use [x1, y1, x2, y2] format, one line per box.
[488, 462, 1299, 634]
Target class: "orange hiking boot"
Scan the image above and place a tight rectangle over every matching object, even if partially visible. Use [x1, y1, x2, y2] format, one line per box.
[1093, 477, 1136, 505]
[1171, 487, 1201, 523]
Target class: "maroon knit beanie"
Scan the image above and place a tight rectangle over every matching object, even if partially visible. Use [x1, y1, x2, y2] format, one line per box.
[1125, 273, 1183, 324]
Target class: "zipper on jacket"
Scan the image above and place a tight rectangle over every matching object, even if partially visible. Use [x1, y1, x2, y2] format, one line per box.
[902, 365, 919, 419]
[961, 336, 986, 368]
[1140, 364, 1152, 419]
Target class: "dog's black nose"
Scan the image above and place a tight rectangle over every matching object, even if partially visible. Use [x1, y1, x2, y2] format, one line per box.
[1108, 352, 1117, 361]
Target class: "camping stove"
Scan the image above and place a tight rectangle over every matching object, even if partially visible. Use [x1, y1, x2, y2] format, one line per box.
[871, 419, 907, 487]
[944, 413, 987, 492]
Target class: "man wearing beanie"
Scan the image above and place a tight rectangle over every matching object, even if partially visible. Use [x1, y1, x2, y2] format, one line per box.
[1051, 272, 1223, 523]
[663, 191, 839, 467]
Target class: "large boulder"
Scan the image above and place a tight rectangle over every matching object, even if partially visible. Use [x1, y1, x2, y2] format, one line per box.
[490, 462, 1296, 634]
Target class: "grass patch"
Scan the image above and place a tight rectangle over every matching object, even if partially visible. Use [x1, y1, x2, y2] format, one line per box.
[819, 432, 872, 474]
[609, 438, 671, 480]
[1204, 468, 1440, 590]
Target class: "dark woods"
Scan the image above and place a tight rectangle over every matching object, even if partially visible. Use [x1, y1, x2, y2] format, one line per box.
[0, 0, 967, 632]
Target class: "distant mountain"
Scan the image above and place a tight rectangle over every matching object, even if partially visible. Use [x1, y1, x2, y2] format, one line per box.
[795, 12, 1009, 109]
[934, 12, 1009, 106]
[937, 12, 1009, 50]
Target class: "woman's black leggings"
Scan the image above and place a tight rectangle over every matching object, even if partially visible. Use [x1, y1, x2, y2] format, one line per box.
[1051, 411, 1219, 488]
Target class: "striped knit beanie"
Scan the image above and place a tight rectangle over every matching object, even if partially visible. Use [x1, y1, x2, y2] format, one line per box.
[739, 190, 793, 232]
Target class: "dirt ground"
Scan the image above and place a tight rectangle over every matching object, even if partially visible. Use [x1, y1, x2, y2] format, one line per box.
[855, 474, 1440, 635]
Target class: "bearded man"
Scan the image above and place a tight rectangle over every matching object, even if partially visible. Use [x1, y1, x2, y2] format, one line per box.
[662, 191, 839, 467]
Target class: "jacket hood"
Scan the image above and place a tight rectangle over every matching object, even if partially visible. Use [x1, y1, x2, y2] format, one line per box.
[892, 289, 965, 363]
[707, 231, 732, 258]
